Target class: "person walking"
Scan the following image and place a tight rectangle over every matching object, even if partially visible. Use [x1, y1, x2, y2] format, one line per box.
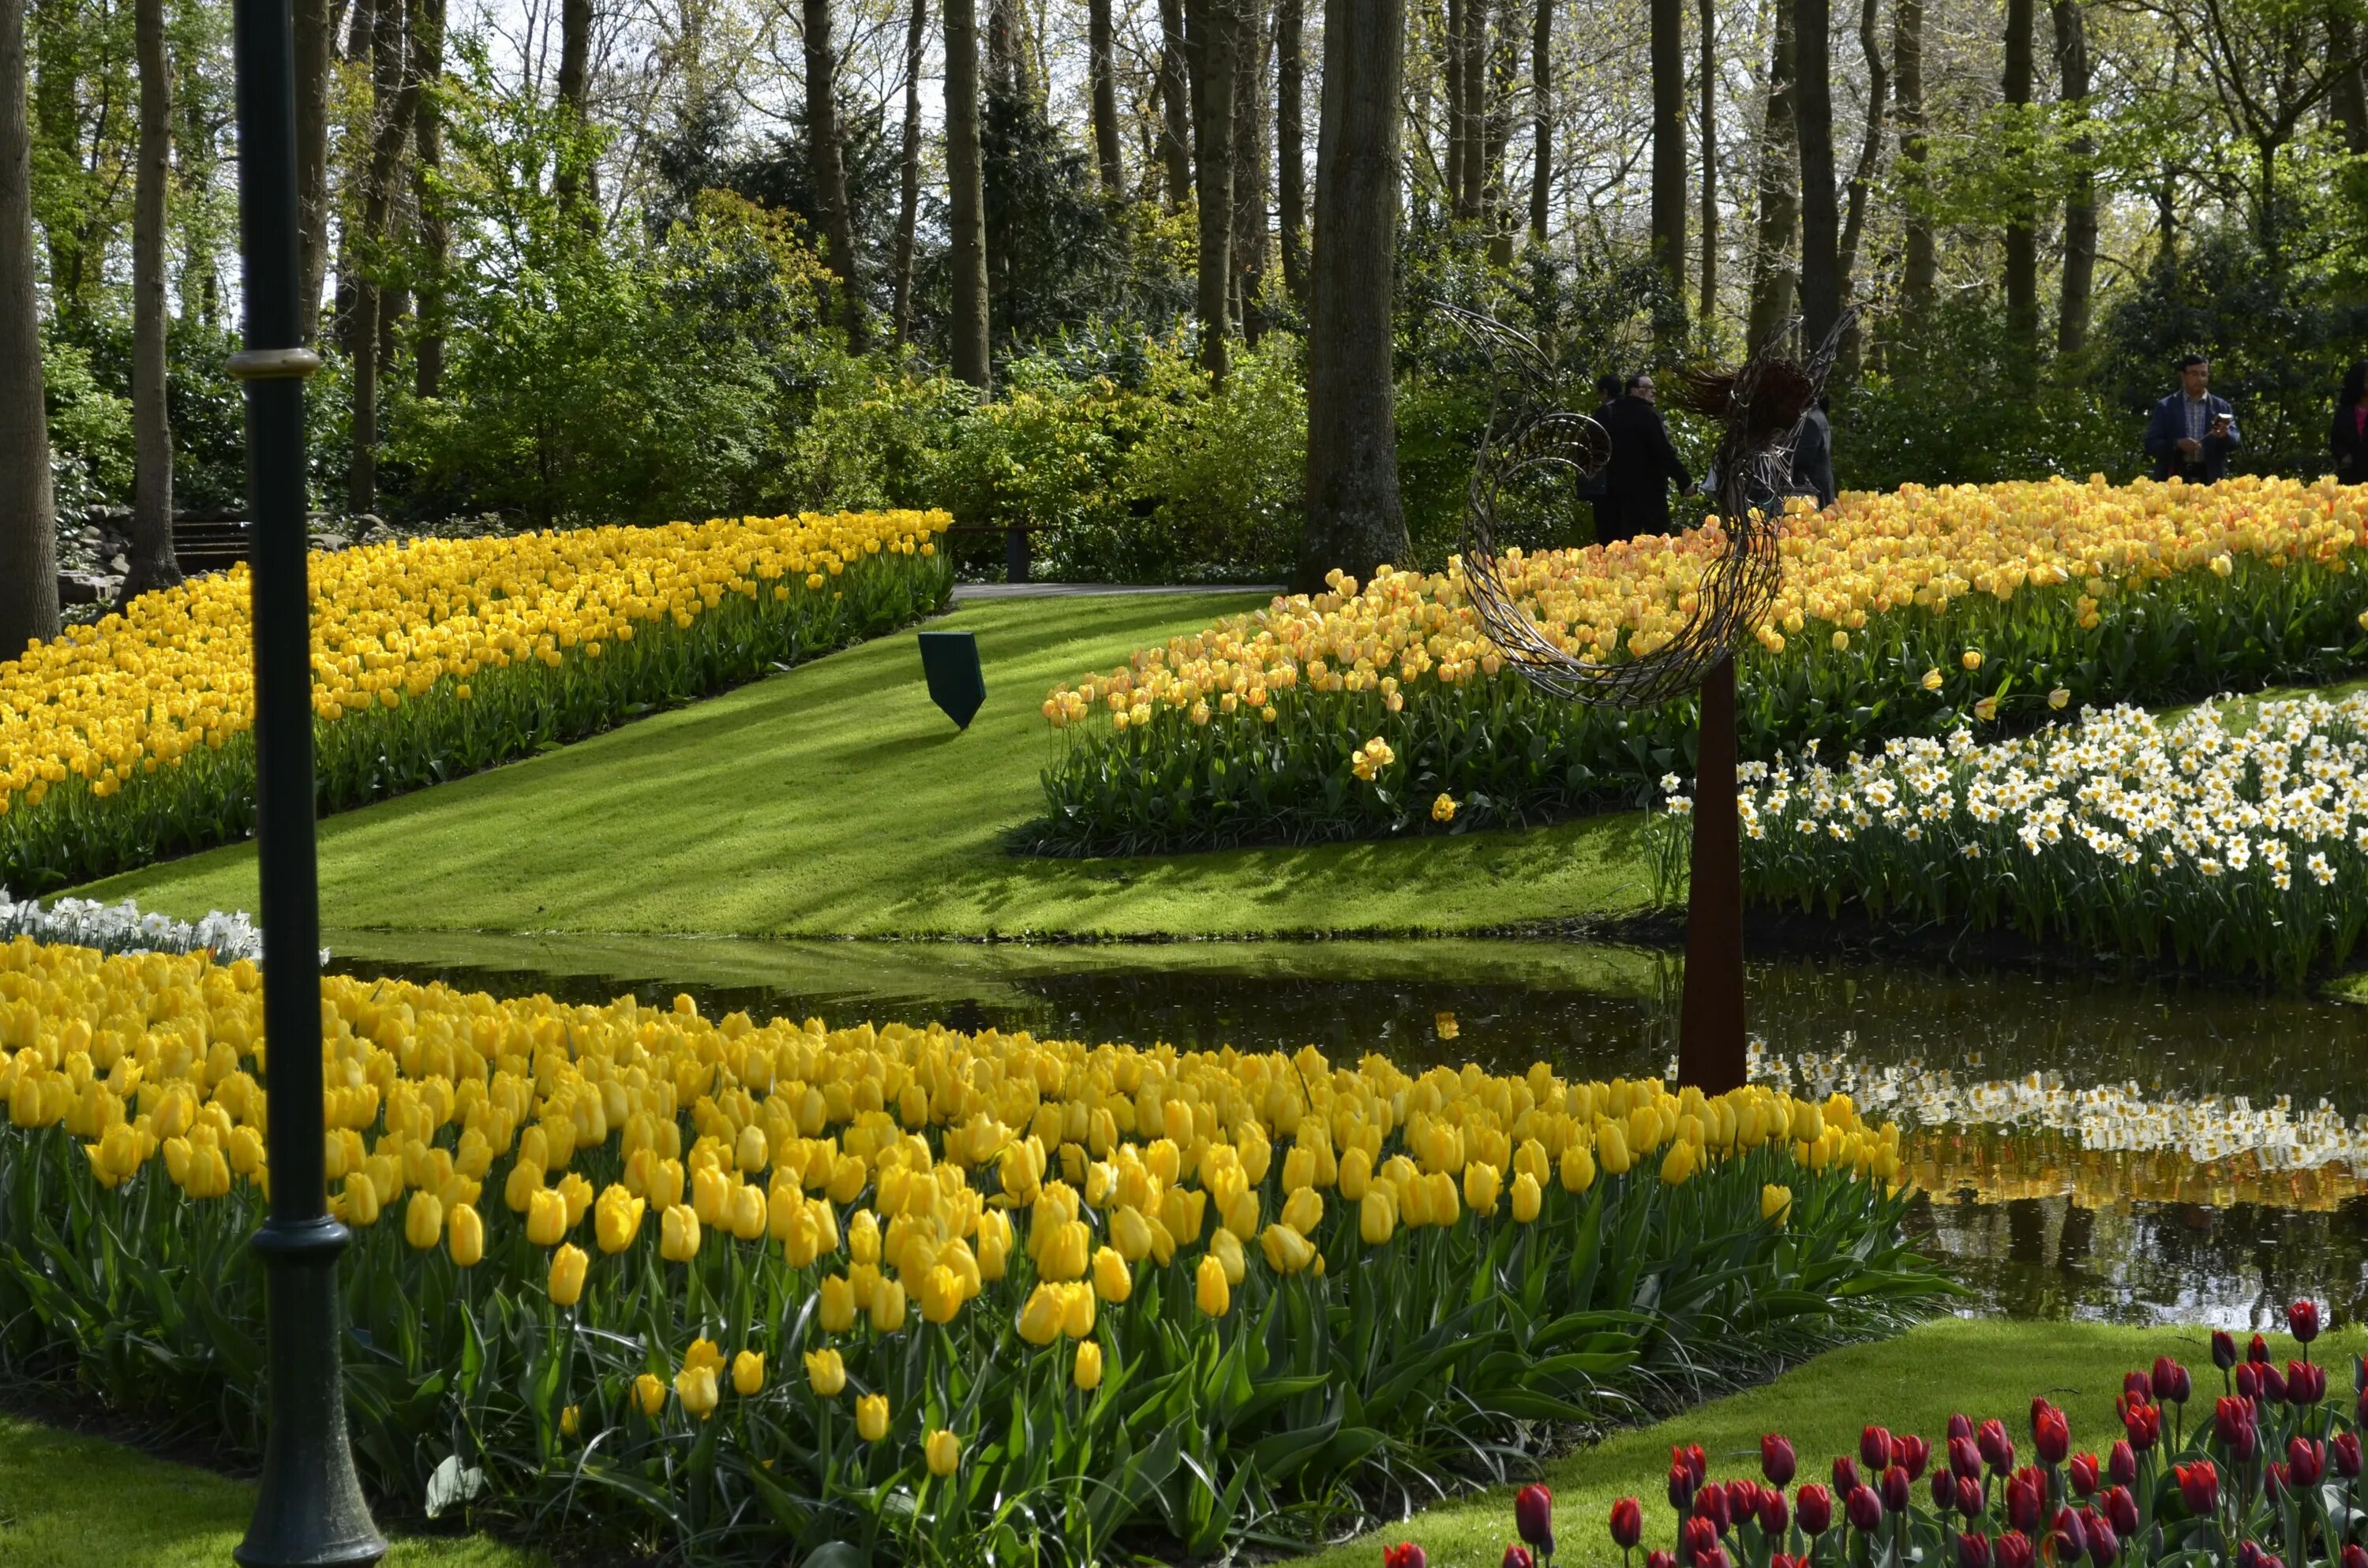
[2143, 354, 2239, 483]
[1789, 395, 1837, 508]
[2332, 361, 2368, 484]
[1595, 370, 1692, 543]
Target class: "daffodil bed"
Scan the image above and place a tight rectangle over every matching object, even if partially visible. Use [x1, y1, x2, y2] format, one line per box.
[1654, 692, 2368, 982]
[0, 933, 1941, 1564]
[0, 510, 951, 894]
[1029, 477, 2368, 855]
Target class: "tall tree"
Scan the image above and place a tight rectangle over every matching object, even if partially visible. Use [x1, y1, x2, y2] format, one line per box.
[1299, 0, 1407, 589]
[893, 0, 927, 347]
[125, 0, 178, 603]
[1445, 0, 1470, 215]
[1795, 0, 1842, 347]
[1183, 0, 1237, 384]
[347, 0, 421, 516]
[1836, 0, 1889, 308]
[1893, 0, 1934, 325]
[945, 0, 991, 385]
[804, 0, 866, 350]
[412, 0, 448, 395]
[1156, 0, 1193, 206]
[1697, 0, 1715, 322]
[1482, 0, 1517, 261]
[1230, 0, 1269, 334]
[295, 0, 332, 338]
[1276, 0, 1306, 301]
[1088, 0, 1122, 189]
[2002, 0, 2039, 365]
[1528, 0, 1549, 242]
[2053, 0, 2096, 354]
[1746, 0, 1799, 348]
[1, 0, 57, 659]
[1650, 0, 1685, 303]
[2334, 13, 2368, 152]
[554, 0, 592, 204]
[987, 0, 1025, 95]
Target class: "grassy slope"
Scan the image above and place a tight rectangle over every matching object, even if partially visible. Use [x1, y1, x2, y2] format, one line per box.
[13, 1322, 2348, 1568]
[86, 594, 1658, 940]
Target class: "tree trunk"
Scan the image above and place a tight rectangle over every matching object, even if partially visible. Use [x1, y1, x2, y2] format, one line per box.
[1529, 0, 1549, 243]
[1795, 0, 1841, 348]
[987, 0, 1025, 96]
[1459, 0, 1486, 219]
[1836, 0, 1887, 298]
[1277, 0, 1306, 302]
[125, 0, 178, 604]
[1445, 0, 1467, 215]
[1157, 0, 1193, 207]
[1697, 0, 1716, 323]
[2332, 12, 2368, 154]
[296, 0, 332, 340]
[1089, 0, 1122, 190]
[0, 0, 58, 658]
[554, 0, 591, 204]
[1231, 0, 1270, 337]
[2053, 0, 2095, 354]
[804, 0, 867, 351]
[348, 0, 421, 518]
[1184, 0, 1237, 384]
[1482, 0, 1517, 264]
[894, 0, 927, 347]
[412, 0, 447, 395]
[945, 0, 991, 385]
[1894, 0, 1933, 324]
[1299, 0, 1407, 590]
[331, 0, 377, 353]
[2002, 0, 2038, 365]
[1650, 0, 1685, 303]
[1745, 0, 1798, 350]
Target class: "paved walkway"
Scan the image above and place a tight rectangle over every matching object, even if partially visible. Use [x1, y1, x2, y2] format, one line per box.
[950, 582, 1284, 603]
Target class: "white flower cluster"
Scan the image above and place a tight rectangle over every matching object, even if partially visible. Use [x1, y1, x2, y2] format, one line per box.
[1752, 1041, 2368, 1175]
[1686, 692, 2368, 979]
[0, 889, 272, 964]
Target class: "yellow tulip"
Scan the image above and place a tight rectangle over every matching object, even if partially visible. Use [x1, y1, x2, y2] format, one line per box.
[729, 1181, 767, 1242]
[919, 1263, 964, 1325]
[856, 1393, 890, 1442]
[1260, 1222, 1315, 1274]
[404, 1189, 444, 1250]
[342, 1171, 382, 1227]
[1060, 1281, 1096, 1339]
[504, 1159, 545, 1214]
[1092, 1244, 1133, 1304]
[849, 1207, 881, 1265]
[447, 1203, 485, 1267]
[804, 1347, 847, 1396]
[1017, 1282, 1065, 1345]
[1210, 1225, 1246, 1284]
[675, 1364, 719, 1420]
[1359, 1188, 1397, 1246]
[560, 1404, 579, 1437]
[733, 1349, 765, 1397]
[1279, 1184, 1323, 1236]
[594, 1184, 645, 1253]
[1595, 1121, 1632, 1176]
[1463, 1162, 1501, 1216]
[1659, 1140, 1699, 1186]
[548, 1243, 588, 1307]
[1195, 1252, 1231, 1316]
[691, 1165, 731, 1226]
[633, 1372, 667, 1417]
[660, 1203, 701, 1263]
[925, 1428, 960, 1478]
[1073, 1339, 1103, 1390]
[868, 1277, 908, 1334]
[1559, 1143, 1596, 1194]
[526, 1186, 568, 1247]
[1338, 1145, 1373, 1200]
[1762, 1183, 1793, 1223]
[1038, 1218, 1090, 1281]
[819, 1274, 857, 1332]
[1510, 1171, 1542, 1223]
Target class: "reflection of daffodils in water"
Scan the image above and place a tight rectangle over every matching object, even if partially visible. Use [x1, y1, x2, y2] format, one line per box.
[1680, 693, 2368, 982]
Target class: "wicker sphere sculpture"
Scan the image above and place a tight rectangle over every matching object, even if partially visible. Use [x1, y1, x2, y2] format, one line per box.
[1452, 308, 1853, 709]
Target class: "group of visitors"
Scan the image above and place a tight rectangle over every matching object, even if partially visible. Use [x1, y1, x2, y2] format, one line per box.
[1587, 350, 2368, 544]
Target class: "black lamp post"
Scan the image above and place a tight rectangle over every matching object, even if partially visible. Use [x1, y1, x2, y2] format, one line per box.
[227, 0, 386, 1559]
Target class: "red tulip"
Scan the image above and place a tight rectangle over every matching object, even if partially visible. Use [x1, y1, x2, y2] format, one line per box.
[2211, 1330, 2237, 1370]
[2153, 1357, 2192, 1404]
[2122, 1372, 2151, 1404]
[2341, 1547, 2368, 1568]
[2082, 1508, 2120, 1568]
[2068, 1453, 2099, 1498]
[1862, 1426, 1894, 1471]
[1516, 1484, 1555, 1555]
[2332, 1431, 2362, 1480]
[2006, 1471, 2044, 1533]
[2236, 1544, 2272, 1568]
[2108, 1441, 2136, 1490]
[2249, 1334, 2272, 1366]
[1844, 1486, 1883, 1534]
[2260, 1363, 2288, 1405]
[1611, 1497, 1645, 1551]
[2034, 1406, 2070, 1467]
[1648, 1552, 1677, 1568]
[2118, 1398, 2160, 1453]
[1948, 1413, 1976, 1443]
[1950, 1436, 1983, 1480]
[2287, 1360, 2326, 1406]
[1957, 1476, 1985, 1522]
[2214, 1396, 2255, 1447]
[1668, 1461, 1698, 1514]
[2103, 1484, 2138, 1539]
[2051, 1506, 2087, 1564]
[1772, 1555, 1808, 1568]
[1761, 1435, 1797, 1488]
[1879, 1466, 1911, 1516]
[1681, 1516, 1719, 1567]
[1959, 1532, 1992, 1568]
[1794, 1484, 1833, 1536]
[1697, 1548, 1729, 1568]
[1755, 1487, 1788, 1539]
[1931, 1470, 1961, 1514]
[2176, 1459, 2220, 1516]
[2236, 1364, 2263, 1401]
[1385, 1546, 1429, 1568]
[2290, 1300, 2321, 1345]
[1692, 1484, 1730, 1535]
[1995, 1532, 2036, 1568]
[2287, 1437, 2325, 1490]
[1978, 1418, 2015, 1475]
[1893, 1434, 1931, 1481]
[1679, 1443, 1709, 1486]
[1503, 1545, 1534, 1568]
[2266, 1461, 2291, 1500]
[1831, 1457, 1860, 1497]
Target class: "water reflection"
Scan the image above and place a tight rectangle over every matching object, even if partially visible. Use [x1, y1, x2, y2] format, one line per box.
[324, 928, 2368, 1326]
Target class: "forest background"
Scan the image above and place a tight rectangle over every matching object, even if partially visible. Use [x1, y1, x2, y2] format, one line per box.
[6, 0, 2368, 602]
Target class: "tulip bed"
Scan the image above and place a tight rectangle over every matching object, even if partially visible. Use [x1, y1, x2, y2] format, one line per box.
[1028, 477, 2368, 855]
[0, 932, 1941, 1563]
[0, 510, 952, 893]
[1653, 692, 2368, 982]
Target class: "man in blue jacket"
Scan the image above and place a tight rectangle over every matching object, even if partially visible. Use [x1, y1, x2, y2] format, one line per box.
[2144, 354, 2240, 482]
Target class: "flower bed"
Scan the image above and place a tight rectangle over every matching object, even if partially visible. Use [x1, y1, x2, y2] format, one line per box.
[0, 510, 951, 893]
[1029, 477, 2368, 855]
[1667, 693, 2368, 982]
[0, 934, 1939, 1562]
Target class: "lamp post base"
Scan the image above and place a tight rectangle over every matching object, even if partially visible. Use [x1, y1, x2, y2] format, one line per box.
[1677, 653, 1748, 1094]
[233, 1216, 386, 1568]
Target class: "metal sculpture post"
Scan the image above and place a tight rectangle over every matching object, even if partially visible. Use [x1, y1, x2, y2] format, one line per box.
[1450, 309, 1849, 1094]
[227, 0, 386, 1559]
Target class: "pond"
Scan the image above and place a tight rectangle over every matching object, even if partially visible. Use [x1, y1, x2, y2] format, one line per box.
[328, 928, 2368, 1331]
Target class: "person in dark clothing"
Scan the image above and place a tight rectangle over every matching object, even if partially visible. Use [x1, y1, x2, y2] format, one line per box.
[1788, 396, 1837, 508]
[2143, 354, 2239, 482]
[1594, 370, 1693, 543]
[2332, 361, 2368, 484]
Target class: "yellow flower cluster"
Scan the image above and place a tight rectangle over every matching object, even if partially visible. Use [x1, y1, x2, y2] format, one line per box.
[0, 511, 947, 816]
[1039, 476, 2368, 728]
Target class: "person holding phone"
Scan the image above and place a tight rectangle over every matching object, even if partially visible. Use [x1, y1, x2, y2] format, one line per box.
[2144, 354, 2240, 483]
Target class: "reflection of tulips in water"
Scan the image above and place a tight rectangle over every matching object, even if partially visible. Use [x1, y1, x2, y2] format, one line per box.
[1902, 1129, 2368, 1214]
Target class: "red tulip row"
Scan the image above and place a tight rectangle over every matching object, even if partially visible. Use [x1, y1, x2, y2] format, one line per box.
[1385, 1301, 2368, 1568]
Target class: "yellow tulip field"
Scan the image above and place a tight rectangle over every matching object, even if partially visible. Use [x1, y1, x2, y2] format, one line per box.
[0, 933, 1938, 1561]
[0, 510, 951, 893]
[1029, 477, 2368, 853]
